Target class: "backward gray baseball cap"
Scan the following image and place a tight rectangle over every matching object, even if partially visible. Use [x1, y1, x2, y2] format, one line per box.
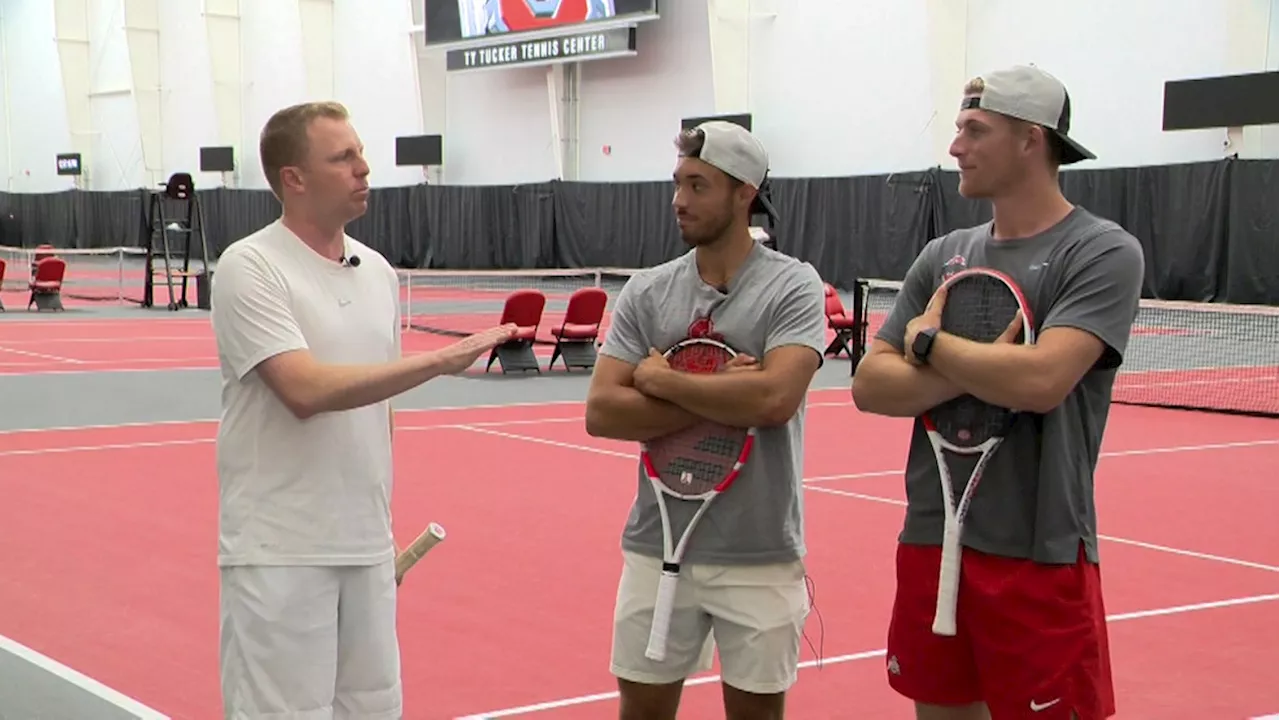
[961, 64, 1096, 165]
[693, 120, 779, 222]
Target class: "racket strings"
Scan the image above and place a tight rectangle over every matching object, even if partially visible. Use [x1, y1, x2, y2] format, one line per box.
[650, 428, 746, 495]
[940, 276, 1024, 343]
[932, 395, 1014, 446]
[650, 342, 746, 496]
[932, 274, 1026, 446]
[667, 344, 733, 373]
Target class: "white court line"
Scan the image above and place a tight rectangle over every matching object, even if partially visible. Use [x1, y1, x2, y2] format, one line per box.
[0, 394, 853, 438]
[0, 345, 85, 364]
[0, 356, 215, 368]
[0, 633, 169, 719]
[454, 593, 1280, 719]
[0, 438, 216, 459]
[806, 486, 1280, 573]
[0, 364, 216, 377]
[450, 428, 1280, 572]
[0, 336, 213, 344]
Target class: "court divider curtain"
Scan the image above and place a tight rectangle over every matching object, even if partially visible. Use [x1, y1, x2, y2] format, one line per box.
[0, 158, 1274, 306]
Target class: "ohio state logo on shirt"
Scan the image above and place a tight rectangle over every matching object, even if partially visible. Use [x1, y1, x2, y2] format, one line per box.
[497, 0, 592, 31]
[686, 314, 725, 343]
[941, 253, 967, 280]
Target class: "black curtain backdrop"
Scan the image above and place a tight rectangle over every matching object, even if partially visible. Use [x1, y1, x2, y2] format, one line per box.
[0, 158, 1274, 305]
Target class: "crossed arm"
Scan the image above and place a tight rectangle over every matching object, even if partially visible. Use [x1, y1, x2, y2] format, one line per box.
[585, 346, 821, 440]
[853, 322, 1112, 417]
[926, 328, 1109, 413]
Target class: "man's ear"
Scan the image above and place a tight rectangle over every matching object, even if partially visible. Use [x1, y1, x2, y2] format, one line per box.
[280, 167, 304, 194]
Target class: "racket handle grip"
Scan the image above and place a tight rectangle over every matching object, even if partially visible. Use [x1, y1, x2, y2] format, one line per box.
[932, 517, 962, 637]
[644, 570, 680, 662]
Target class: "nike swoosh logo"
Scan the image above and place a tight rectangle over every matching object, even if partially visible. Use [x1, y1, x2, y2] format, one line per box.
[1030, 699, 1061, 712]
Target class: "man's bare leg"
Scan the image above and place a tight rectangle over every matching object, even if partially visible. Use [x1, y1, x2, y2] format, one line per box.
[618, 678, 684, 720]
[915, 702, 991, 720]
[722, 683, 785, 720]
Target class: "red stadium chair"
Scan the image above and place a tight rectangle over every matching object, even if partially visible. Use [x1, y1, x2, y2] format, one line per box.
[548, 286, 608, 371]
[28, 256, 67, 311]
[486, 289, 547, 374]
[823, 283, 857, 358]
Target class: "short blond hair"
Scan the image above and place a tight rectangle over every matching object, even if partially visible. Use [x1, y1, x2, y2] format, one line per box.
[259, 101, 350, 197]
[963, 77, 985, 97]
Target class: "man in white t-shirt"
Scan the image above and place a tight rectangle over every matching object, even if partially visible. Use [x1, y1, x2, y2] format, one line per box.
[211, 101, 514, 719]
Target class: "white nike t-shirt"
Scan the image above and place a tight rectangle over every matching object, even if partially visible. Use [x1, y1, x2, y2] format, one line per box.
[210, 219, 402, 567]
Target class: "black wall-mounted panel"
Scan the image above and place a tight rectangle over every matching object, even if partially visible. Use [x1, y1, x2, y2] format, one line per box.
[1163, 71, 1279, 130]
[200, 146, 236, 172]
[396, 135, 444, 166]
[681, 113, 753, 132]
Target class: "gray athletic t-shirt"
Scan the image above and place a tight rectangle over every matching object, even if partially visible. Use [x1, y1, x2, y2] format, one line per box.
[876, 207, 1145, 565]
[600, 241, 828, 566]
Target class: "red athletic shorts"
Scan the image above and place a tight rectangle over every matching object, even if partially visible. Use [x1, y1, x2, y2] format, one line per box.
[885, 541, 1115, 719]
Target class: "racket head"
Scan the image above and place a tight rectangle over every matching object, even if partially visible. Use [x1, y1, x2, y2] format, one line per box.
[641, 338, 754, 498]
[924, 268, 1035, 448]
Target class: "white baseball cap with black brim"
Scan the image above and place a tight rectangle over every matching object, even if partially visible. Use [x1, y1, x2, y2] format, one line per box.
[692, 120, 780, 223]
[961, 65, 1096, 165]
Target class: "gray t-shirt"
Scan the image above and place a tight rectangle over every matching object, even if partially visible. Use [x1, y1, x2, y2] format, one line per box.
[875, 207, 1145, 565]
[600, 241, 828, 566]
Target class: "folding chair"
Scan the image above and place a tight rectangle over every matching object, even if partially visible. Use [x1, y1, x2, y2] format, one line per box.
[486, 289, 547, 374]
[822, 284, 857, 358]
[548, 287, 608, 371]
[28, 256, 67, 311]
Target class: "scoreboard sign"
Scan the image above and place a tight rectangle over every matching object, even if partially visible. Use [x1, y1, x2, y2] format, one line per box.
[56, 153, 82, 176]
[446, 26, 636, 71]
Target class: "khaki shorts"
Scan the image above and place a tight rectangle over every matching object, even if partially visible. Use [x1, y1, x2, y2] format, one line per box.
[610, 550, 811, 695]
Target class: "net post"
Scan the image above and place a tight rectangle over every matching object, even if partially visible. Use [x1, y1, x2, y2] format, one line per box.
[851, 279, 867, 372]
[403, 271, 413, 331]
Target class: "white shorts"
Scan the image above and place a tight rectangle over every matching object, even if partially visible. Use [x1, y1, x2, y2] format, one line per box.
[219, 562, 401, 719]
[610, 550, 811, 695]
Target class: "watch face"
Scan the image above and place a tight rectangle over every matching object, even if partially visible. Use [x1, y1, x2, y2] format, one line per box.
[913, 329, 933, 358]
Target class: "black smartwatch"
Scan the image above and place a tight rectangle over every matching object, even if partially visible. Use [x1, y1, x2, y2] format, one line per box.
[911, 327, 938, 364]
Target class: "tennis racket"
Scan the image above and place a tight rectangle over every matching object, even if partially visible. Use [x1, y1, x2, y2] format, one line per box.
[640, 337, 756, 662]
[924, 267, 1035, 636]
[395, 522, 447, 586]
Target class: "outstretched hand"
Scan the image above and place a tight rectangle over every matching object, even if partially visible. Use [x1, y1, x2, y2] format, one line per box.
[437, 324, 519, 375]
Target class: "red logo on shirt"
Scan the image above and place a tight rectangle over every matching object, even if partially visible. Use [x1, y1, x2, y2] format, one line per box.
[686, 314, 725, 343]
[941, 254, 967, 280]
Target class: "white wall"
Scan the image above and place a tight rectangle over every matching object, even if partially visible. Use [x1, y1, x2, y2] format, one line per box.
[2, 0, 76, 193]
[965, 0, 1277, 168]
[0, 0, 1276, 192]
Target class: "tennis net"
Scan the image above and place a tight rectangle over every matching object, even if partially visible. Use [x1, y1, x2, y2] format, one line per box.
[0, 245, 149, 305]
[853, 279, 1279, 417]
[397, 267, 638, 343]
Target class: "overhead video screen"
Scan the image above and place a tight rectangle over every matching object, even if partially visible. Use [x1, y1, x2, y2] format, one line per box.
[424, 0, 658, 46]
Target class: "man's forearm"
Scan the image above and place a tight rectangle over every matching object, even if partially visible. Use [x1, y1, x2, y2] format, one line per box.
[276, 352, 452, 420]
[928, 333, 1055, 412]
[851, 352, 964, 417]
[643, 371, 789, 428]
[584, 386, 699, 442]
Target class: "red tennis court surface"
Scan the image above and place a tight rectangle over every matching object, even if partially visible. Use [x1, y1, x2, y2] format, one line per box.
[1, 370, 1276, 719]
